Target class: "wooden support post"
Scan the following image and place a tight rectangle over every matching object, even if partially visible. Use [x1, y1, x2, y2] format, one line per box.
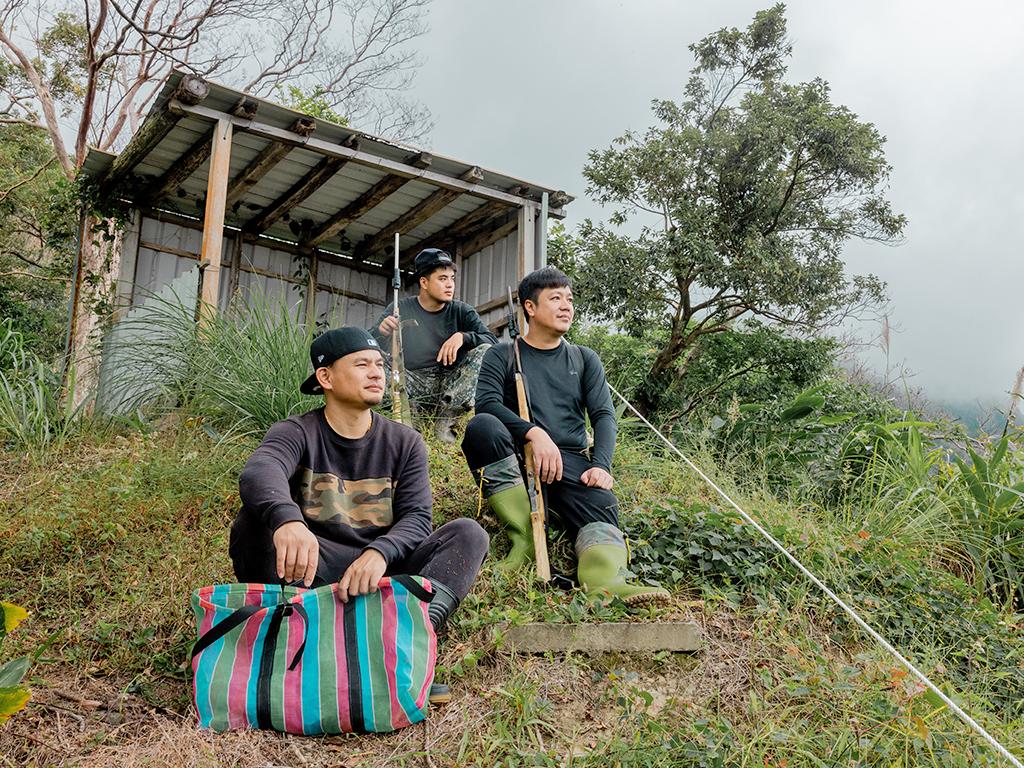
[454, 242, 463, 296]
[537, 192, 549, 268]
[305, 249, 319, 328]
[517, 203, 537, 282]
[227, 232, 243, 300]
[198, 118, 233, 321]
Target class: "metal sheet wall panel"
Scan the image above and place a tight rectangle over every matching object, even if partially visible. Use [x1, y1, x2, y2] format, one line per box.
[460, 230, 518, 309]
[126, 215, 387, 324]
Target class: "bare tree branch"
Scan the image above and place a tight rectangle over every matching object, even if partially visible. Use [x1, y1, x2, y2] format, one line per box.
[0, 156, 54, 205]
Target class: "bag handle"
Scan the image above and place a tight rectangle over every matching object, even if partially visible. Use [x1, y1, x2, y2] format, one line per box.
[391, 574, 434, 603]
[191, 604, 261, 660]
[191, 601, 310, 672]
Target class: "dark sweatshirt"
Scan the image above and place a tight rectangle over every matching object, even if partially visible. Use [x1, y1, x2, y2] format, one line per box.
[474, 340, 618, 471]
[237, 409, 432, 565]
[370, 297, 497, 371]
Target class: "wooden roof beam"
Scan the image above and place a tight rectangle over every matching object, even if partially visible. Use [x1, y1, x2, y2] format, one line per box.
[454, 212, 519, 262]
[398, 199, 511, 263]
[102, 75, 209, 191]
[302, 154, 431, 249]
[143, 125, 214, 203]
[168, 99, 538, 209]
[355, 167, 483, 263]
[241, 134, 359, 236]
[224, 117, 318, 209]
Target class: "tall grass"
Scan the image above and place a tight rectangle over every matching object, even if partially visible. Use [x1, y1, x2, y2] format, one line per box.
[103, 289, 323, 434]
[0, 320, 86, 453]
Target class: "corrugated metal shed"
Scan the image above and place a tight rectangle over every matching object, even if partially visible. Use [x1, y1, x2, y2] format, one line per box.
[81, 70, 571, 267]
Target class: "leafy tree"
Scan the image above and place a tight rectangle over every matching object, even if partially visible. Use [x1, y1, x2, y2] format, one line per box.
[0, 124, 74, 361]
[558, 5, 906, 415]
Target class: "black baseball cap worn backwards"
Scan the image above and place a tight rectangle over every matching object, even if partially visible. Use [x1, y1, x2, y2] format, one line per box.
[300, 326, 381, 395]
[413, 248, 454, 277]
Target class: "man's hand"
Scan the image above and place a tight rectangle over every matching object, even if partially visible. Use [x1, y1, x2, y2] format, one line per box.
[580, 467, 614, 489]
[525, 427, 562, 483]
[337, 549, 388, 602]
[377, 315, 399, 337]
[273, 521, 319, 587]
[436, 332, 464, 366]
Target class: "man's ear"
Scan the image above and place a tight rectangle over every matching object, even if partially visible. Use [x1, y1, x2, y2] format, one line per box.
[315, 366, 332, 392]
[419, 275, 428, 290]
[523, 299, 535, 319]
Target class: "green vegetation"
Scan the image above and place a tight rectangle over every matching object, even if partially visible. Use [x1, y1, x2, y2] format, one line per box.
[0, 328, 1021, 763]
[0, 601, 31, 725]
[553, 4, 904, 415]
[1, 4, 1020, 764]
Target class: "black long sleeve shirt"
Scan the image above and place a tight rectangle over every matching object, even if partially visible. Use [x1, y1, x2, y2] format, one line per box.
[474, 340, 618, 471]
[370, 297, 497, 371]
[237, 409, 432, 564]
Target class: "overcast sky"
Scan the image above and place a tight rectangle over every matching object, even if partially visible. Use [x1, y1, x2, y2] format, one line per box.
[410, 0, 1024, 406]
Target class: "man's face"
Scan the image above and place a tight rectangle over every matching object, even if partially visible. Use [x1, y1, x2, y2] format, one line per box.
[317, 350, 385, 407]
[525, 285, 574, 335]
[420, 267, 456, 303]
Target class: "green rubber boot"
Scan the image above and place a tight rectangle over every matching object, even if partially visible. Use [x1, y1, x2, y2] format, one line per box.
[487, 485, 534, 572]
[474, 454, 535, 572]
[576, 522, 670, 607]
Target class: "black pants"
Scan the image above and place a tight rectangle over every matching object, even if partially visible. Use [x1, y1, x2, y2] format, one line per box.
[461, 413, 619, 542]
[229, 515, 489, 601]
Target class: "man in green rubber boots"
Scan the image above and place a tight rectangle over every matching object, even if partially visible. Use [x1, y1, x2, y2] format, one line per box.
[460, 266, 669, 605]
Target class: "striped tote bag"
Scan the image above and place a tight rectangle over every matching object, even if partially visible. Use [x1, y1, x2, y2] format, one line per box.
[189, 575, 437, 734]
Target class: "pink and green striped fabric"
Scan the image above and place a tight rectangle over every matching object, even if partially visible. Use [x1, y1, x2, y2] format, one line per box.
[190, 576, 436, 734]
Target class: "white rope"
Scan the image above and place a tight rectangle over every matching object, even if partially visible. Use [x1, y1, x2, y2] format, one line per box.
[609, 383, 1023, 767]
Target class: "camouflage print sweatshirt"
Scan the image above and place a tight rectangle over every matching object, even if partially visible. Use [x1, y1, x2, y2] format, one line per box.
[238, 408, 432, 565]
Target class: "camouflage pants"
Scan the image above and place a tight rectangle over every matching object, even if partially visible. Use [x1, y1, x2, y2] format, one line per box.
[384, 344, 491, 419]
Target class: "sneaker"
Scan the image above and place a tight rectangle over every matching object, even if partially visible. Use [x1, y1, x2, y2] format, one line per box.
[428, 683, 451, 705]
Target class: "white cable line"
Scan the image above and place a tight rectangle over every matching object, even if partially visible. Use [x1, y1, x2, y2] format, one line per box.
[609, 383, 1023, 768]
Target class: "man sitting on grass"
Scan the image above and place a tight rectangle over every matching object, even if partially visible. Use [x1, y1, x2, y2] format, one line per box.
[461, 267, 669, 606]
[229, 326, 489, 641]
[371, 248, 497, 442]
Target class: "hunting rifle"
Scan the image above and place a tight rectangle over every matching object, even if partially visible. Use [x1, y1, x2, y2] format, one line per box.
[506, 286, 552, 582]
[390, 233, 411, 424]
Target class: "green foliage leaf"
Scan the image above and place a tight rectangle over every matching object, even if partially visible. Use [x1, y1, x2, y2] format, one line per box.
[0, 601, 28, 634]
[0, 656, 29, 687]
[0, 685, 31, 723]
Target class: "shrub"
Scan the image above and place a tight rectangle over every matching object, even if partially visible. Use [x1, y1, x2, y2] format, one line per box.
[0, 319, 85, 453]
[625, 500, 785, 591]
[103, 289, 323, 434]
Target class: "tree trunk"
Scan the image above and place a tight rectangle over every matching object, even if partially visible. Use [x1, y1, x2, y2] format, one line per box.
[64, 216, 123, 411]
[634, 331, 702, 417]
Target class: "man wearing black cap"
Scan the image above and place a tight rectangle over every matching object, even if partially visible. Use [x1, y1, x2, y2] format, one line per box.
[228, 326, 490, 639]
[370, 248, 497, 442]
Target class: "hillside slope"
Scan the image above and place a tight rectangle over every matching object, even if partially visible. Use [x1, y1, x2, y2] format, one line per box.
[0, 421, 1020, 767]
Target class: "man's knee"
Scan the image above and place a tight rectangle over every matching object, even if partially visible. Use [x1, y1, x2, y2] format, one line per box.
[464, 412, 503, 443]
[438, 517, 490, 560]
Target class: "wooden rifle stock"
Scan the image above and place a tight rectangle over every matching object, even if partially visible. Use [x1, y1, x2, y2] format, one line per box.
[513, 337, 551, 582]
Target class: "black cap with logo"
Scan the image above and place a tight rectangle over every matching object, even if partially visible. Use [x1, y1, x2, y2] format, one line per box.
[413, 248, 454, 278]
[300, 326, 382, 395]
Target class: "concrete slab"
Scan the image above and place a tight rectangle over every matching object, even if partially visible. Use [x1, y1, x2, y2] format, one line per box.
[494, 622, 702, 654]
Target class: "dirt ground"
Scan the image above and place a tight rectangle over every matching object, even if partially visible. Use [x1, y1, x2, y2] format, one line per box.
[0, 609, 755, 768]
